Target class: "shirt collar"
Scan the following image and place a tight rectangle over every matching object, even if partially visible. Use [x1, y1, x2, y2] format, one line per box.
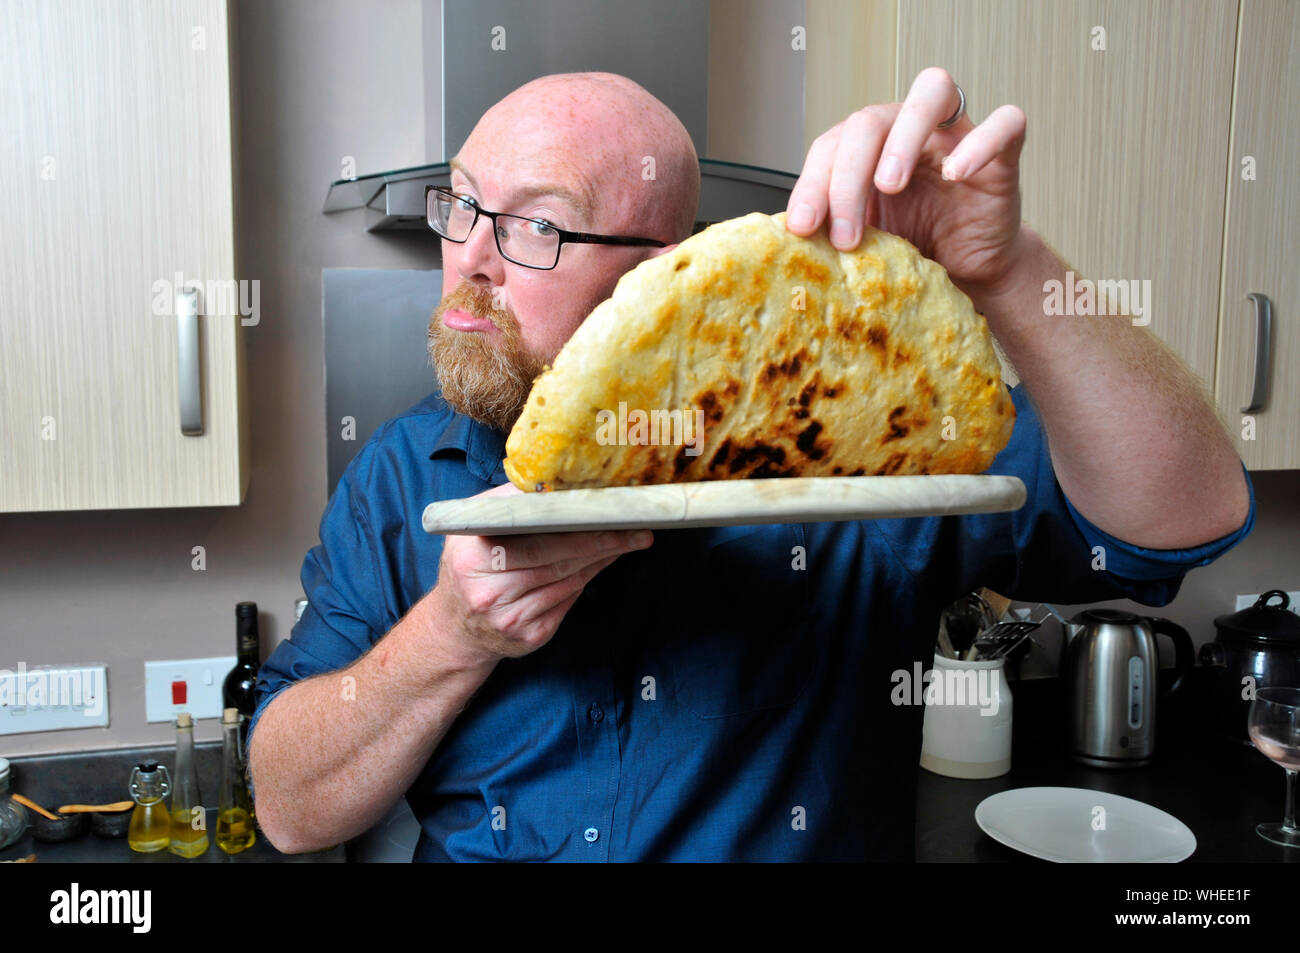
[429, 410, 509, 485]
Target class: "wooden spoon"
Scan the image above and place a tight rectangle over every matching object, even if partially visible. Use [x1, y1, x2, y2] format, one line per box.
[57, 801, 133, 814]
[12, 793, 59, 820]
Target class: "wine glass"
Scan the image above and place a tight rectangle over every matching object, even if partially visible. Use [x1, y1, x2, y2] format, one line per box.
[1248, 687, 1300, 848]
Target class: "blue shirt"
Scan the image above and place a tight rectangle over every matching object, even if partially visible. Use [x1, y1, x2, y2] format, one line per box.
[250, 383, 1256, 861]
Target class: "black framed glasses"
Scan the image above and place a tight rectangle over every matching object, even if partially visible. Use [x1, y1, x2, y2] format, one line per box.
[426, 185, 666, 270]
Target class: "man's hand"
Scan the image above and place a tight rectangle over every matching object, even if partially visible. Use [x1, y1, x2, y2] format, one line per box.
[433, 484, 653, 665]
[786, 67, 1028, 299]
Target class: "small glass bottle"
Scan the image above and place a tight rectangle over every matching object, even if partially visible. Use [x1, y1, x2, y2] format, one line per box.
[216, 708, 256, 854]
[168, 712, 209, 858]
[127, 762, 171, 853]
[0, 759, 30, 850]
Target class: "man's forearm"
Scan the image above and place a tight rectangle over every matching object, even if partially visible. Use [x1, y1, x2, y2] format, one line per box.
[964, 226, 1250, 550]
[248, 586, 497, 853]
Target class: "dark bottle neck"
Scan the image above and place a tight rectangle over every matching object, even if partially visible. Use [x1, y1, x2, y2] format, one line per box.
[236, 606, 259, 664]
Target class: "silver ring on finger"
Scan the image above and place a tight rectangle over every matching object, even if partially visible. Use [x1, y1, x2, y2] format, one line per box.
[937, 83, 966, 129]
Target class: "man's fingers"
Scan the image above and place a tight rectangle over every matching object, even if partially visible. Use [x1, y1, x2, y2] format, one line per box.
[496, 547, 630, 603]
[482, 528, 652, 571]
[940, 104, 1026, 181]
[785, 125, 841, 235]
[875, 69, 966, 195]
[826, 107, 892, 249]
[511, 553, 620, 626]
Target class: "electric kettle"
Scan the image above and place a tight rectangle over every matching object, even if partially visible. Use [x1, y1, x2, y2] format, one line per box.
[1061, 609, 1194, 767]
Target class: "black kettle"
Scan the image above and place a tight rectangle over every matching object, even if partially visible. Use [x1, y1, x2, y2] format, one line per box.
[1200, 591, 1300, 743]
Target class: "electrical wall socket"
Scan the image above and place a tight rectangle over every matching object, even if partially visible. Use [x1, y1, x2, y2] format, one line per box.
[144, 656, 233, 723]
[1235, 592, 1300, 613]
[0, 664, 110, 735]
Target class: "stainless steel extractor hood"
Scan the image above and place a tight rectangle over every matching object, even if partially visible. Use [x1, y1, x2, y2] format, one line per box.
[322, 0, 798, 234]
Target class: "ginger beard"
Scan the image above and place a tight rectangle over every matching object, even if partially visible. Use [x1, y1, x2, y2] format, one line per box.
[427, 283, 547, 433]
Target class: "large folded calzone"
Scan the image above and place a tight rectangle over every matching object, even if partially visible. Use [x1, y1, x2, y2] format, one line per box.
[503, 211, 1015, 491]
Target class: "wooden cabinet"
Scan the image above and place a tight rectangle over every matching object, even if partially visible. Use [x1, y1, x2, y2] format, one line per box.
[0, 0, 248, 511]
[1214, 0, 1298, 470]
[807, 0, 1297, 468]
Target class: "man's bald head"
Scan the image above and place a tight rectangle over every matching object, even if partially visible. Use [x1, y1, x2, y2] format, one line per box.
[431, 73, 699, 432]
[461, 72, 700, 243]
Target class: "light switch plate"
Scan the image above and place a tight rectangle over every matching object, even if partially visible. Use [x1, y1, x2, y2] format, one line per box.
[144, 657, 233, 723]
[1235, 592, 1300, 613]
[0, 664, 110, 735]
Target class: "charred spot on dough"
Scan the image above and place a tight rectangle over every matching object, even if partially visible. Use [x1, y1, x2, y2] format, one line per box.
[723, 377, 741, 397]
[793, 407, 810, 420]
[891, 347, 913, 370]
[866, 324, 888, 350]
[696, 391, 725, 424]
[674, 258, 690, 272]
[873, 453, 906, 476]
[795, 420, 825, 460]
[850, 467, 866, 477]
[748, 462, 797, 479]
[728, 441, 787, 475]
[832, 465, 843, 475]
[709, 438, 732, 470]
[883, 405, 910, 442]
[673, 445, 692, 475]
[797, 380, 818, 407]
[763, 352, 805, 381]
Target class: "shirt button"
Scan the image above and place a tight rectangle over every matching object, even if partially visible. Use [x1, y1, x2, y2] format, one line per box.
[584, 827, 599, 843]
[588, 704, 604, 723]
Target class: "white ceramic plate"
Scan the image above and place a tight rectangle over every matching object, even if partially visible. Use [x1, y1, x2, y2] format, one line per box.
[974, 787, 1197, 863]
[422, 474, 1025, 536]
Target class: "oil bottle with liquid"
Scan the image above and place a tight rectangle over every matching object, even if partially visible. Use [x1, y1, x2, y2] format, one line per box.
[168, 712, 209, 858]
[216, 707, 256, 853]
[127, 762, 171, 853]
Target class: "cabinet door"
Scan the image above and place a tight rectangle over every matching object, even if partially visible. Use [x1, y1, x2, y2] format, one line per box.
[1215, 0, 1299, 470]
[0, 0, 248, 511]
[897, 0, 1238, 390]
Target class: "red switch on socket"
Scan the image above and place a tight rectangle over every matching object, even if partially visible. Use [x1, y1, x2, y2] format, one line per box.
[171, 680, 187, 705]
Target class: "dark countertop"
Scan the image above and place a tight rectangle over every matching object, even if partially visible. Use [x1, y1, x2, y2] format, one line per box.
[915, 669, 1300, 862]
[0, 742, 343, 864]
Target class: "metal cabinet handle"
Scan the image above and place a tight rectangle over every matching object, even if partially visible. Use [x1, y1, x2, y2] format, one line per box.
[1241, 292, 1272, 414]
[176, 288, 204, 435]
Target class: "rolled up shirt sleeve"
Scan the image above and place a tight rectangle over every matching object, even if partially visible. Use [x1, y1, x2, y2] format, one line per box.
[1061, 460, 1256, 581]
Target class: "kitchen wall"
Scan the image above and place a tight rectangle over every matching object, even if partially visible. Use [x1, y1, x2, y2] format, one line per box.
[1, 0, 437, 756]
[1, 0, 1296, 756]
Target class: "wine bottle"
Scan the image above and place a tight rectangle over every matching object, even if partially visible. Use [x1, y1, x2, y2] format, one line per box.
[223, 602, 260, 753]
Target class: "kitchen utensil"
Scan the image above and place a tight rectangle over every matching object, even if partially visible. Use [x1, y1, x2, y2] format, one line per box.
[1201, 590, 1300, 742]
[11, 792, 57, 821]
[939, 592, 997, 661]
[57, 801, 133, 814]
[423, 474, 1027, 535]
[964, 619, 1042, 661]
[975, 787, 1196, 862]
[919, 654, 1013, 778]
[1061, 609, 1194, 768]
[1247, 686, 1300, 848]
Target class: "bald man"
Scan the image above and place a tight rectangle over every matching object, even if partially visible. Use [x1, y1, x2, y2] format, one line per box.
[249, 72, 1254, 861]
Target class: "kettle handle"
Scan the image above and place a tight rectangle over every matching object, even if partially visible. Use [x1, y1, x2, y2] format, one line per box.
[1147, 616, 1194, 697]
